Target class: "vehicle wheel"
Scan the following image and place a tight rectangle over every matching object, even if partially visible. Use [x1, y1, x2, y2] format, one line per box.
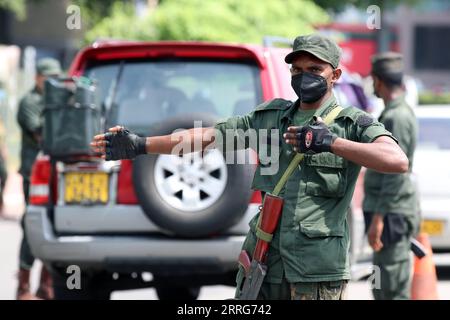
[155, 285, 201, 300]
[52, 269, 111, 300]
[132, 113, 255, 237]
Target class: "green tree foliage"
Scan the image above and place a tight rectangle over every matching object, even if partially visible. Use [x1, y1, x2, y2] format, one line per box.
[84, 0, 328, 44]
[419, 91, 450, 105]
[84, 1, 156, 43]
[0, 0, 125, 23]
[0, 0, 52, 20]
[0, 0, 26, 19]
[71, 0, 127, 29]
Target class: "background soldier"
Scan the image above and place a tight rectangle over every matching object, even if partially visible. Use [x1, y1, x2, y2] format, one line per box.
[91, 34, 409, 300]
[363, 52, 420, 300]
[16, 57, 61, 300]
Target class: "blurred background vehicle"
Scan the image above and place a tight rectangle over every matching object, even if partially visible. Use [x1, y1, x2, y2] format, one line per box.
[413, 105, 450, 256]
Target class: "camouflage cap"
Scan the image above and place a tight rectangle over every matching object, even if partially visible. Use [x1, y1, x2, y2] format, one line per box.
[371, 52, 404, 77]
[285, 34, 341, 69]
[36, 58, 62, 76]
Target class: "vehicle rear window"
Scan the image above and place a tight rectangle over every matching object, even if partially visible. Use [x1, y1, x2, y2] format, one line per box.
[418, 117, 450, 149]
[84, 59, 263, 134]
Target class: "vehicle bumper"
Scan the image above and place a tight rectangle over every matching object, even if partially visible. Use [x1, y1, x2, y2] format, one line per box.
[54, 204, 259, 235]
[25, 206, 387, 276]
[25, 206, 245, 274]
[421, 198, 450, 250]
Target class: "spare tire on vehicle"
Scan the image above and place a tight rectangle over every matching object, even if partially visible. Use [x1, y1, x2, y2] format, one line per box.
[132, 113, 255, 238]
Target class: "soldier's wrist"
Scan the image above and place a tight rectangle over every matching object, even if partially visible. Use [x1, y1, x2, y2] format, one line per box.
[372, 213, 385, 222]
[374, 211, 387, 217]
[322, 133, 338, 153]
[136, 136, 147, 155]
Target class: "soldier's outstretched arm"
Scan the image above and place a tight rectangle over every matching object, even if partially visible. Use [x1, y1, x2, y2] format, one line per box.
[284, 122, 408, 174]
[91, 125, 216, 160]
[330, 135, 408, 173]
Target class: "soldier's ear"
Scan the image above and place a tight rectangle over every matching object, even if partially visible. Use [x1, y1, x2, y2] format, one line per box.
[331, 68, 342, 84]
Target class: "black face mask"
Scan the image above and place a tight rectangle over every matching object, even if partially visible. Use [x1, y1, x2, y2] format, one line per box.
[291, 72, 328, 103]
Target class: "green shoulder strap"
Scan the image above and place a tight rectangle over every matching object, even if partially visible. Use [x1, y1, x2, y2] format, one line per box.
[272, 105, 344, 196]
[255, 105, 343, 243]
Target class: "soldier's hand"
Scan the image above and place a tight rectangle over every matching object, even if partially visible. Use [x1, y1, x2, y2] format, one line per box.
[90, 125, 147, 161]
[368, 214, 384, 252]
[283, 117, 337, 154]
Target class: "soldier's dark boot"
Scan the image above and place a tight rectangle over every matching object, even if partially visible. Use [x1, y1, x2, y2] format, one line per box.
[16, 268, 41, 300]
[36, 266, 54, 300]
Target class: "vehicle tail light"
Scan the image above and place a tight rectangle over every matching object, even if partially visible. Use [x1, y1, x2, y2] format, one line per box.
[117, 160, 138, 204]
[29, 155, 57, 205]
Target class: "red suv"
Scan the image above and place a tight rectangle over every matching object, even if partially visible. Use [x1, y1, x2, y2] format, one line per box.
[26, 39, 371, 300]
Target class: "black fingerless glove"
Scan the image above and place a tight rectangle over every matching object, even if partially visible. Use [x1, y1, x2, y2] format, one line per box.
[294, 120, 337, 154]
[104, 128, 147, 160]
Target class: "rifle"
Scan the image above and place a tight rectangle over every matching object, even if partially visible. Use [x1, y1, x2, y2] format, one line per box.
[238, 194, 284, 300]
[237, 106, 343, 300]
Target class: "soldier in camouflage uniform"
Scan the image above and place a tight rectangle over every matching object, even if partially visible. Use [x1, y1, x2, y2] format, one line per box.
[91, 34, 409, 300]
[16, 58, 61, 300]
[363, 52, 420, 300]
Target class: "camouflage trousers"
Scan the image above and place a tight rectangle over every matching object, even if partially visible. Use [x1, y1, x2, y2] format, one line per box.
[236, 277, 348, 300]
